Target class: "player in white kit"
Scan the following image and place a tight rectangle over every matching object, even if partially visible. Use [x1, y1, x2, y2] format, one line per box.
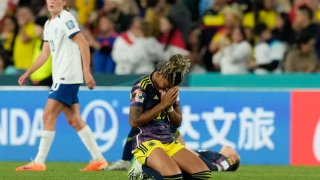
[16, 0, 108, 171]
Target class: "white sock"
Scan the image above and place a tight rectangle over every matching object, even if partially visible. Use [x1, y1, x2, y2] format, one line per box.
[77, 125, 104, 161]
[34, 130, 55, 165]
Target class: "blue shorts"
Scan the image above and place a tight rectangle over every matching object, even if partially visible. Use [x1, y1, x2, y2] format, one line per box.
[48, 83, 80, 106]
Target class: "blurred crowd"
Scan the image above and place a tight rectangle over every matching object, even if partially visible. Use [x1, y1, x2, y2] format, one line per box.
[1, 0, 320, 85]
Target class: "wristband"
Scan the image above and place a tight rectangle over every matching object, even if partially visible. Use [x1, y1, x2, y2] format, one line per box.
[168, 106, 174, 112]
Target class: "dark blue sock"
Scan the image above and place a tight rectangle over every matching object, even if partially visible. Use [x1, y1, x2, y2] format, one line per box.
[122, 128, 138, 161]
[142, 165, 163, 180]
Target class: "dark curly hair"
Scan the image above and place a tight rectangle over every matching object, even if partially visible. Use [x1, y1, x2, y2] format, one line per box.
[156, 54, 190, 86]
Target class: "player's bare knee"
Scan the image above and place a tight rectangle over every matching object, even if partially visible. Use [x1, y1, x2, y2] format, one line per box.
[42, 111, 50, 122]
[65, 114, 73, 123]
[64, 115, 75, 127]
[42, 113, 55, 129]
[68, 116, 85, 130]
[67, 120, 77, 129]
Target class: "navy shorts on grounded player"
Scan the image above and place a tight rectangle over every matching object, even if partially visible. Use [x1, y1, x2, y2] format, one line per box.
[48, 83, 80, 106]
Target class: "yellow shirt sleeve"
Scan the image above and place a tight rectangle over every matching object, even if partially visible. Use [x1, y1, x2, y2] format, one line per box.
[24, 23, 37, 39]
[203, 14, 225, 26]
[242, 12, 254, 29]
[75, 0, 96, 25]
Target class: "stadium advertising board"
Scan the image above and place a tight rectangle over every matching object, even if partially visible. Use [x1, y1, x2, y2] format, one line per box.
[291, 91, 320, 165]
[0, 88, 289, 164]
[179, 91, 290, 164]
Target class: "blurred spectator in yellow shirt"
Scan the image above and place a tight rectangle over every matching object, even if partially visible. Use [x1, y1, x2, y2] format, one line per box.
[242, 0, 277, 30]
[30, 16, 52, 86]
[207, 6, 242, 71]
[200, 0, 227, 71]
[13, 6, 37, 71]
[75, 0, 96, 25]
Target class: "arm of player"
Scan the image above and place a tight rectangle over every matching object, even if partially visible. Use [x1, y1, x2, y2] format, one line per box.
[129, 88, 177, 127]
[168, 103, 182, 128]
[18, 42, 50, 85]
[72, 32, 96, 89]
[166, 87, 182, 127]
[129, 104, 166, 128]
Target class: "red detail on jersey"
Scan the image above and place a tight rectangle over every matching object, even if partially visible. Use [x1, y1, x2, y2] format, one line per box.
[120, 33, 133, 45]
[158, 29, 186, 49]
[291, 91, 320, 165]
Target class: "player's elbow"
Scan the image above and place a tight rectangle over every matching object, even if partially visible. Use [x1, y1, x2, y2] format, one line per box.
[82, 38, 90, 47]
[129, 119, 139, 128]
[40, 51, 50, 60]
[172, 121, 182, 128]
[74, 33, 90, 49]
[79, 40, 90, 50]
[171, 117, 183, 128]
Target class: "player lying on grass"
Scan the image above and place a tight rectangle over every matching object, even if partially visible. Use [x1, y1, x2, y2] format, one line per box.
[128, 54, 211, 179]
[128, 145, 240, 179]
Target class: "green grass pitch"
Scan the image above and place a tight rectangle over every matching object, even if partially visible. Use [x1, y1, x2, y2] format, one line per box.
[0, 162, 319, 179]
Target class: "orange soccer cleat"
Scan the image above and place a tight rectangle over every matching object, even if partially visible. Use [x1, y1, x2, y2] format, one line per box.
[15, 161, 46, 171]
[81, 160, 109, 171]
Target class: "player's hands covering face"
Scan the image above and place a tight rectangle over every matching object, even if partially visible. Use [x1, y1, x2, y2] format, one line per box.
[160, 86, 179, 108]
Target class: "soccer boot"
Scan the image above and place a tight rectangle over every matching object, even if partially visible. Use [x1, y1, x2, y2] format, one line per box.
[15, 161, 46, 171]
[107, 160, 131, 171]
[81, 160, 109, 171]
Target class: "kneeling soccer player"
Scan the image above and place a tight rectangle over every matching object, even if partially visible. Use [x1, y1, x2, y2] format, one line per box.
[128, 146, 240, 179]
[129, 54, 211, 180]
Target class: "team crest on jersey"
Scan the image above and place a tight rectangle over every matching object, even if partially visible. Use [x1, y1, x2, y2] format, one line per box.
[148, 142, 156, 147]
[66, 20, 75, 30]
[134, 90, 144, 103]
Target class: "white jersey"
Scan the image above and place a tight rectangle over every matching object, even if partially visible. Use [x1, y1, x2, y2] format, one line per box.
[44, 10, 83, 84]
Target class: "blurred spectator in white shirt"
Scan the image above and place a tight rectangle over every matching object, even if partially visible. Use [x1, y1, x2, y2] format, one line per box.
[112, 16, 163, 75]
[251, 23, 286, 74]
[213, 26, 251, 74]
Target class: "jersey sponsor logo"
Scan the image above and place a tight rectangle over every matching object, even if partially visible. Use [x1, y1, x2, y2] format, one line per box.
[153, 95, 158, 100]
[66, 20, 75, 30]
